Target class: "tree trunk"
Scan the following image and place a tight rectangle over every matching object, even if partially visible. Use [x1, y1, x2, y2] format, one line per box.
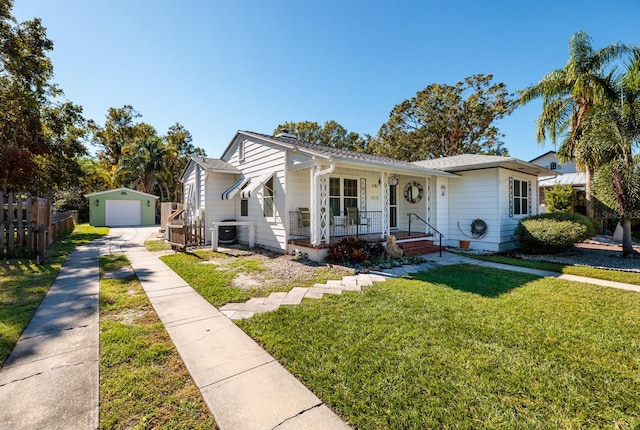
[621, 216, 638, 256]
[585, 165, 595, 219]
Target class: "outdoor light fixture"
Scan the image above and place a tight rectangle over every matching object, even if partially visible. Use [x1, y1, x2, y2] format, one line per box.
[95, 199, 99, 206]
[440, 185, 446, 196]
[147, 200, 151, 207]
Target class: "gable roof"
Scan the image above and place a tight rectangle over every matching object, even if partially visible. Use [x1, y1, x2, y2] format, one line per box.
[189, 157, 240, 174]
[179, 156, 240, 182]
[529, 150, 557, 163]
[412, 154, 558, 177]
[85, 187, 159, 199]
[224, 131, 458, 177]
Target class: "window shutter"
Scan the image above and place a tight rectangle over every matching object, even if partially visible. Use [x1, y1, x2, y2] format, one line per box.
[509, 177, 513, 218]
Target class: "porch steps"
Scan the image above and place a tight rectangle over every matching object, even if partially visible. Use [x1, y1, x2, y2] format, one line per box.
[220, 273, 388, 320]
[398, 239, 444, 256]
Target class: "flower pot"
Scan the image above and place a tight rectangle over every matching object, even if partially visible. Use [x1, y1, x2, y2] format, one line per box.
[459, 240, 470, 249]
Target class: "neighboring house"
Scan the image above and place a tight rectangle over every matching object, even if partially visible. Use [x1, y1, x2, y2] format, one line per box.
[530, 151, 586, 214]
[86, 187, 158, 227]
[181, 130, 555, 261]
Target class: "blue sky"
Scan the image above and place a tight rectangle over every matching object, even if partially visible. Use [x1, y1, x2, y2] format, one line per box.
[12, 0, 640, 162]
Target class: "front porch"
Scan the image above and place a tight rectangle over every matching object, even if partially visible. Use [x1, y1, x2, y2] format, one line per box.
[288, 225, 433, 249]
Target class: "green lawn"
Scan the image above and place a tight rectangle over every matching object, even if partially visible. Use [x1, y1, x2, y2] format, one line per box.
[471, 254, 640, 285]
[160, 249, 353, 306]
[99, 254, 215, 429]
[237, 264, 640, 429]
[0, 224, 108, 366]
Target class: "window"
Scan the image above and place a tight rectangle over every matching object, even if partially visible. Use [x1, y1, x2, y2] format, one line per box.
[263, 176, 274, 217]
[512, 179, 529, 216]
[550, 162, 557, 170]
[240, 199, 248, 216]
[329, 177, 359, 215]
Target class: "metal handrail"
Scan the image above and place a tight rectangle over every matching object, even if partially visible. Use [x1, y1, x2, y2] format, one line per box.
[407, 213, 443, 257]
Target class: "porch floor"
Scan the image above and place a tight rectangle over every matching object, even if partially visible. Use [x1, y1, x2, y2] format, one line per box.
[288, 231, 433, 249]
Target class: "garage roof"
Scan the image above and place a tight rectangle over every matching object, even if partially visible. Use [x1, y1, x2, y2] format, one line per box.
[85, 187, 159, 199]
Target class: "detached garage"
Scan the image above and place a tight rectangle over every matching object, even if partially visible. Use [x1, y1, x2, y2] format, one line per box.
[86, 188, 158, 227]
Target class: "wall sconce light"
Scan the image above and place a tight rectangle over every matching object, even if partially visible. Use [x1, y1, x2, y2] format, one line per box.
[440, 185, 446, 196]
[95, 199, 99, 206]
[147, 200, 151, 207]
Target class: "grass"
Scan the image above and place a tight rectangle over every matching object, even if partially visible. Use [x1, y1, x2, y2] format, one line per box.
[0, 224, 108, 366]
[161, 249, 353, 306]
[144, 238, 172, 252]
[471, 254, 640, 285]
[99, 254, 215, 429]
[161, 250, 250, 307]
[237, 264, 640, 429]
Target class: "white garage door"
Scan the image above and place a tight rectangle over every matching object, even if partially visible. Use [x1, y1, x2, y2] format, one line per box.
[105, 200, 142, 226]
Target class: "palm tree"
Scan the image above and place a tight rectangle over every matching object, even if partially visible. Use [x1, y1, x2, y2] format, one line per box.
[580, 55, 640, 256]
[519, 31, 630, 217]
[118, 135, 168, 195]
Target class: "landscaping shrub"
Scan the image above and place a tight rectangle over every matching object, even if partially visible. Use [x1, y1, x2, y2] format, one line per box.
[325, 237, 385, 264]
[544, 184, 576, 213]
[514, 213, 596, 254]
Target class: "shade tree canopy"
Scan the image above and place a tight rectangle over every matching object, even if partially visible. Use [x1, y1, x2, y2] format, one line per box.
[274, 120, 370, 153]
[370, 74, 514, 161]
[0, 0, 87, 194]
[90, 105, 205, 200]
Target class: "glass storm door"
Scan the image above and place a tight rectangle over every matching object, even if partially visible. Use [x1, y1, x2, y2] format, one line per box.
[389, 184, 398, 230]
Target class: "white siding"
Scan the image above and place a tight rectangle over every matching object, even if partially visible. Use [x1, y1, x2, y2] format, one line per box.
[447, 169, 500, 251]
[531, 152, 578, 173]
[204, 172, 238, 238]
[497, 169, 539, 251]
[182, 162, 200, 222]
[224, 136, 287, 253]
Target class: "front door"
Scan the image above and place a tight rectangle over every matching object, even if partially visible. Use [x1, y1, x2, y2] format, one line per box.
[389, 184, 398, 230]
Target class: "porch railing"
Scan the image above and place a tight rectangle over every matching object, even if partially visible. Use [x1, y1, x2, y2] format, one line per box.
[289, 210, 383, 239]
[407, 212, 443, 257]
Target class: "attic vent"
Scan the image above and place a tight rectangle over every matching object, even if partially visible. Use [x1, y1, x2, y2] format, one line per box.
[275, 128, 296, 139]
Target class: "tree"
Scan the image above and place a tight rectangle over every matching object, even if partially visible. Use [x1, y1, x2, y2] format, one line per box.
[274, 120, 369, 152]
[89, 105, 142, 184]
[90, 107, 205, 200]
[370, 74, 513, 162]
[580, 55, 640, 256]
[164, 123, 204, 201]
[118, 133, 168, 195]
[544, 184, 577, 213]
[0, 0, 87, 193]
[518, 32, 631, 217]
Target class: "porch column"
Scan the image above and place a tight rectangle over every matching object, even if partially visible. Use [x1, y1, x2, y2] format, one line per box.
[310, 165, 320, 245]
[319, 175, 329, 244]
[380, 172, 390, 238]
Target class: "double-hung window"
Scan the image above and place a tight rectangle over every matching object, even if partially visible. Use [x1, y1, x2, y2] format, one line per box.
[329, 177, 358, 215]
[512, 179, 529, 216]
[263, 177, 274, 218]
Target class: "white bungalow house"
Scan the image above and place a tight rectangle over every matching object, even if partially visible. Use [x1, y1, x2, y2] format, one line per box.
[180, 130, 555, 261]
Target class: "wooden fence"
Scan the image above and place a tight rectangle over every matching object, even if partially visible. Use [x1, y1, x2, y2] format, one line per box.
[0, 191, 75, 259]
[167, 218, 206, 250]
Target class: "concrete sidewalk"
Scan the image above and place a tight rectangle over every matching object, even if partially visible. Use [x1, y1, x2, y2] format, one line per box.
[0, 241, 101, 430]
[110, 227, 351, 430]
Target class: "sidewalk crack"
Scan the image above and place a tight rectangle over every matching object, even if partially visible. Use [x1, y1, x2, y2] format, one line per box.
[271, 402, 323, 429]
[0, 359, 97, 387]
